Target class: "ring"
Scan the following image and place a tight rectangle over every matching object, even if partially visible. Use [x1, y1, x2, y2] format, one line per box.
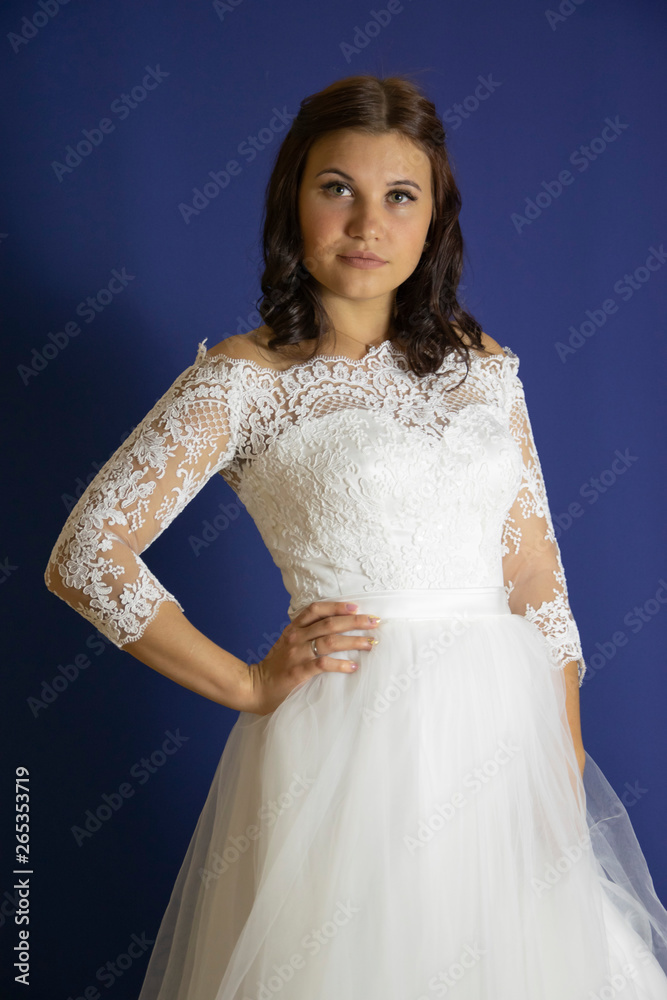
[311, 638, 319, 657]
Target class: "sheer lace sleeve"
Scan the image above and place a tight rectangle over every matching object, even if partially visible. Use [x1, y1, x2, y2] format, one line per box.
[500, 353, 587, 686]
[44, 341, 241, 648]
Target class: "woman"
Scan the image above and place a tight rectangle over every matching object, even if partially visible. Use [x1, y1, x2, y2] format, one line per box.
[44, 74, 667, 999]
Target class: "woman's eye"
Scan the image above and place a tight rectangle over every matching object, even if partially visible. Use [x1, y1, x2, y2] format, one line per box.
[321, 182, 415, 204]
[389, 189, 416, 204]
[323, 182, 350, 197]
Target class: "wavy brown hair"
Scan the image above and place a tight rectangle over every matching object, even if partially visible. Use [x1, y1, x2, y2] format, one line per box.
[254, 73, 484, 378]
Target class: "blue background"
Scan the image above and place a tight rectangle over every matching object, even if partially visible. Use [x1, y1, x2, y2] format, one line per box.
[1, 0, 665, 996]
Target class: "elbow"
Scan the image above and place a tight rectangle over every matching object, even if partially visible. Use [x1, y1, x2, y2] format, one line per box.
[44, 549, 65, 597]
[44, 558, 55, 594]
[43, 533, 62, 593]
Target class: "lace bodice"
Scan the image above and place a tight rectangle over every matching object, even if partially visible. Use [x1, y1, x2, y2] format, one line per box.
[44, 337, 587, 684]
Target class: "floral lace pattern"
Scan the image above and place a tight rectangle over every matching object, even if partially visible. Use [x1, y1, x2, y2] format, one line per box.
[44, 355, 242, 645]
[500, 363, 586, 681]
[44, 337, 586, 684]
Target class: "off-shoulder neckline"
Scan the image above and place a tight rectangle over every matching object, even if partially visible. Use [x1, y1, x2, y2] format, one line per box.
[196, 337, 517, 375]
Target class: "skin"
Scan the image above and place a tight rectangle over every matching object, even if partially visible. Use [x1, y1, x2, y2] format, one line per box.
[294, 127, 585, 781]
[130, 129, 587, 783]
[295, 127, 435, 357]
[564, 660, 586, 781]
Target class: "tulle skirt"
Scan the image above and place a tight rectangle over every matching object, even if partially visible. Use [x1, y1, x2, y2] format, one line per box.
[137, 587, 667, 1000]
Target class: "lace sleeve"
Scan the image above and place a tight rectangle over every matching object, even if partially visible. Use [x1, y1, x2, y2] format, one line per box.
[500, 354, 587, 686]
[44, 341, 241, 648]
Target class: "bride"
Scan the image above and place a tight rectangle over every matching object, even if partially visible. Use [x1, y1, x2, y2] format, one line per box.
[44, 73, 667, 999]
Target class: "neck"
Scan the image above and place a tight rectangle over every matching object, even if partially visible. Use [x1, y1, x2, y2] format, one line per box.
[314, 287, 397, 358]
[318, 326, 396, 360]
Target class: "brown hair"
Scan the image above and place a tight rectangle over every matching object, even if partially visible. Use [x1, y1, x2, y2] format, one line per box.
[255, 73, 484, 377]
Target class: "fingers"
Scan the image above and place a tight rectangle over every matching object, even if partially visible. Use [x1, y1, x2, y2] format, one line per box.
[250, 602, 381, 714]
[295, 602, 381, 637]
[288, 601, 381, 674]
[318, 656, 360, 674]
[308, 628, 378, 663]
[292, 600, 360, 628]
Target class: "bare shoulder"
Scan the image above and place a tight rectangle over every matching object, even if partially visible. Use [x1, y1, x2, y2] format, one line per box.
[452, 323, 505, 357]
[205, 326, 305, 371]
[205, 323, 506, 365]
[477, 331, 506, 357]
[205, 327, 270, 363]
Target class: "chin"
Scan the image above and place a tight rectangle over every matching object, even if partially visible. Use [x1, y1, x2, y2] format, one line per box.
[333, 279, 395, 298]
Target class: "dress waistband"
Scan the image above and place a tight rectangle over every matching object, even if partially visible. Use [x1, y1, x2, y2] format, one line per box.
[293, 587, 511, 621]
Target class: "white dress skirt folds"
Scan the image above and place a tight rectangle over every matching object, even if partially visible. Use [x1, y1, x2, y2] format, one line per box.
[42, 339, 667, 999]
[137, 587, 667, 1000]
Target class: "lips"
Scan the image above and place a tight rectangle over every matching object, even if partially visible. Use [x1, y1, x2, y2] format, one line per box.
[338, 252, 386, 262]
[338, 252, 387, 270]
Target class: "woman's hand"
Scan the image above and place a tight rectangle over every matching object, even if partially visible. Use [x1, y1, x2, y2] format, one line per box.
[242, 601, 381, 716]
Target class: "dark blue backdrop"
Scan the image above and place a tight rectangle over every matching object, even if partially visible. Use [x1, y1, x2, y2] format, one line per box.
[2, 1, 666, 996]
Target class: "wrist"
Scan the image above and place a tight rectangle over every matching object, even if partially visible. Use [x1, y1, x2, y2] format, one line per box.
[228, 660, 267, 715]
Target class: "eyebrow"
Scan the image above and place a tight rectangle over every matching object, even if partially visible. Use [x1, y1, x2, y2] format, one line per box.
[314, 167, 422, 192]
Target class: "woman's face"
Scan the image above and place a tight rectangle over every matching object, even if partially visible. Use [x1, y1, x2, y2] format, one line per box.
[297, 128, 434, 312]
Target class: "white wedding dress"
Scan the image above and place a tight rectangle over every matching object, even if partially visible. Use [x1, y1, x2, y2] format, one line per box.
[44, 336, 667, 999]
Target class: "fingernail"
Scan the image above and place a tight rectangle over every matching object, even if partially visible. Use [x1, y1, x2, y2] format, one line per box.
[345, 603, 358, 611]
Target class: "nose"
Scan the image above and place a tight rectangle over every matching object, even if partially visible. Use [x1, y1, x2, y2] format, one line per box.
[346, 197, 384, 241]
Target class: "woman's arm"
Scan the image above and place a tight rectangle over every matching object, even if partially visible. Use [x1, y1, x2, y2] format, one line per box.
[563, 659, 585, 777]
[500, 359, 587, 685]
[113, 597, 258, 711]
[44, 344, 256, 709]
[497, 348, 587, 776]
